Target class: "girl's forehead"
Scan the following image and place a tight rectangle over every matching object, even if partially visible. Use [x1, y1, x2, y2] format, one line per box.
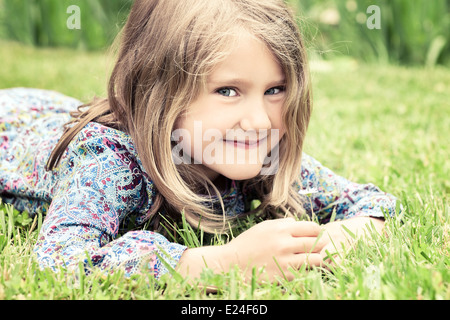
[207, 35, 284, 81]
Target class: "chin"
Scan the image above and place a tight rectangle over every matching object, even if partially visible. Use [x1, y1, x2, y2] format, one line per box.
[216, 163, 264, 181]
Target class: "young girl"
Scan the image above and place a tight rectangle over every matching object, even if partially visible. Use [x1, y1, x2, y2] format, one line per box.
[0, 0, 399, 283]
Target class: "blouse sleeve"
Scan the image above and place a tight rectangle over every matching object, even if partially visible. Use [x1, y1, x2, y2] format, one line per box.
[298, 153, 401, 224]
[34, 125, 187, 279]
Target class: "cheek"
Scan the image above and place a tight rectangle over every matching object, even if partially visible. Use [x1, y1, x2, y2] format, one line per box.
[278, 127, 286, 141]
[173, 107, 192, 130]
[173, 118, 182, 131]
[271, 109, 287, 137]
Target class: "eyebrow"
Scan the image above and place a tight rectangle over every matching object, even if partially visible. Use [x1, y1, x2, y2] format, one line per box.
[208, 78, 286, 88]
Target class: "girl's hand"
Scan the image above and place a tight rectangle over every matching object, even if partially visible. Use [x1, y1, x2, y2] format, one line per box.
[318, 217, 385, 268]
[224, 218, 326, 282]
[177, 218, 326, 283]
[177, 217, 384, 287]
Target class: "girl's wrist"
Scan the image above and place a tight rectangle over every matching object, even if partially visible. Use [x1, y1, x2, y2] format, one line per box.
[176, 244, 234, 279]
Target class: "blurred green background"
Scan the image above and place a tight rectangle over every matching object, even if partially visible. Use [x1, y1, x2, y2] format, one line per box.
[0, 0, 132, 50]
[290, 0, 450, 66]
[0, 0, 449, 66]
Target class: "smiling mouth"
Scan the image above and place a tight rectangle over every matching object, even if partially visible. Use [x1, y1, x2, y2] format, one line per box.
[224, 136, 268, 148]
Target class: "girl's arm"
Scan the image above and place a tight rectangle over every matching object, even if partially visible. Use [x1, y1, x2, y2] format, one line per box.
[299, 153, 401, 264]
[34, 125, 187, 278]
[299, 153, 401, 223]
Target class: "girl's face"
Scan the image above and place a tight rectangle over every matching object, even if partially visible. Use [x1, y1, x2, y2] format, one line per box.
[174, 34, 286, 184]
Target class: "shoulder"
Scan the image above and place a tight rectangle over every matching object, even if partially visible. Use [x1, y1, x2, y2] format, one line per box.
[74, 122, 136, 151]
[61, 122, 146, 184]
[56, 122, 157, 222]
[298, 153, 342, 193]
[68, 122, 140, 170]
[299, 153, 323, 181]
[300, 153, 324, 170]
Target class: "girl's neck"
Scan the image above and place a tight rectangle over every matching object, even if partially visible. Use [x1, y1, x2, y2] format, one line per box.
[196, 174, 232, 196]
[213, 174, 230, 192]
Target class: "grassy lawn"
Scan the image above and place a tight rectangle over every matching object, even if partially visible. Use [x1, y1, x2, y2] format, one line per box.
[0, 40, 449, 300]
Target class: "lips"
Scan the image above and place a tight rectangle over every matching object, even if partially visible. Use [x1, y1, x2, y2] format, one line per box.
[224, 136, 267, 148]
[231, 140, 257, 145]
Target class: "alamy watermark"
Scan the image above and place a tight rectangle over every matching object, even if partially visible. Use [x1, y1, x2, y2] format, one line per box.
[367, 5, 381, 30]
[364, 265, 381, 290]
[171, 122, 280, 175]
[67, 5, 81, 30]
[66, 4, 382, 31]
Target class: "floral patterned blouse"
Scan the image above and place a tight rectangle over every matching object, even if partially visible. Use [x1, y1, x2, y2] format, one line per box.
[0, 88, 400, 279]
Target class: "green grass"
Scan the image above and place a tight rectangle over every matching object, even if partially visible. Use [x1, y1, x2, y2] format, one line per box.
[0, 41, 449, 300]
[0, 40, 111, 101]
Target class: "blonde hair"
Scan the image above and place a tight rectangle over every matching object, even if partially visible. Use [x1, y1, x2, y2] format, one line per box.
[47, 0, 312, 234]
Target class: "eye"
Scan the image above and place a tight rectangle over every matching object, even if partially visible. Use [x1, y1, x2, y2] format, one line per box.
[265, 86, 286, 95]
[216, 87, 238, 97]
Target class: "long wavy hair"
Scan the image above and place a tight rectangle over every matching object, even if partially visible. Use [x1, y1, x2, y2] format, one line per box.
[46, 0, 312, 234]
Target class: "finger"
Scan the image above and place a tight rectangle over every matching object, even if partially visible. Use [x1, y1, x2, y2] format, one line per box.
[287, 221, 322, 237]
[320, 243, 346, 267]
[291, 236, 327, 254]
[288, 253, 324, 270]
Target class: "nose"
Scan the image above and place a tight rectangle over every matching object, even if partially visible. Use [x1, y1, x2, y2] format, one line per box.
[239, 97, 272, 131]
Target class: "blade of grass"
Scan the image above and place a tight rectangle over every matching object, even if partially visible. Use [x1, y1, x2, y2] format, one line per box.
[0, 205, 6, 236]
